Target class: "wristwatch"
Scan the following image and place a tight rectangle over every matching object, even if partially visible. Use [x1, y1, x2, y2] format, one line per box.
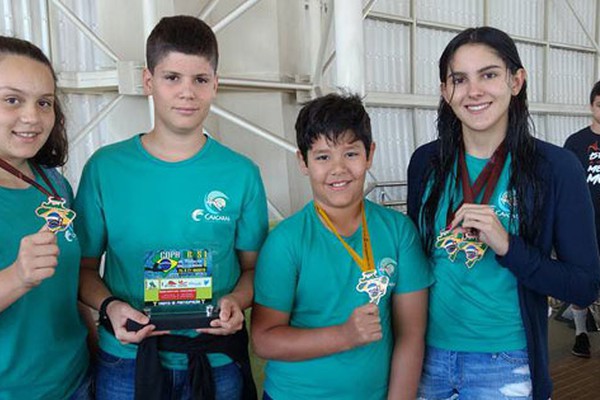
[98, 295, 123, 335]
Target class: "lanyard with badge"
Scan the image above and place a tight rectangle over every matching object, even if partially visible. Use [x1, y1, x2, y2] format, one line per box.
[435, 141, 507, 268]
[0, 158, 76, 233]
[314, 201, 389, 304]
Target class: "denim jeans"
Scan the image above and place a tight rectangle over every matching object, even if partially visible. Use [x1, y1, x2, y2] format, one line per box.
[95, 349, 243, 400]
[417, 346, 533, 400]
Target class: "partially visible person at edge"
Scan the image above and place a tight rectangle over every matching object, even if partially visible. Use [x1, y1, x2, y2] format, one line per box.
[74, 16, 267, 400]
[563, 80, 600, 359]
[407, 26, 600, 400]
[252, 93, 432, 400]
[0, 36, 92, 399]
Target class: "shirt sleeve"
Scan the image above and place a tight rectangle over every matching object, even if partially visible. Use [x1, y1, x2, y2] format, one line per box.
[73, 156, 107, 258]
[234, 163, 268, 252]
[393, 215, 434, 295]
[254, 226, 298, 313]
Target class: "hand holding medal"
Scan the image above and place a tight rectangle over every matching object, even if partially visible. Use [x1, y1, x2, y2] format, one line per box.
[435, 142, 509, 267]
[0, 159, 77, 237]
[313, 201, 385, 347]
[12, 225, 59, 288]
[449, 203, 509, 256]
[340, 303, 383, 347]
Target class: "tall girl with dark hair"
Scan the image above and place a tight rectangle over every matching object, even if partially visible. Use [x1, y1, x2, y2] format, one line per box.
[0, 36, 91, 399]
[407, 26, 600, 399]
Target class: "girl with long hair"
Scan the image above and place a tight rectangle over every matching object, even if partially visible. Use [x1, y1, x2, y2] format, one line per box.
[408, 26, 600, 399]
[0, 36, 91, 399]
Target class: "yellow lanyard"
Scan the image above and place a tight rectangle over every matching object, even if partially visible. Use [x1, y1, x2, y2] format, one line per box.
[314, 202, 375, 272]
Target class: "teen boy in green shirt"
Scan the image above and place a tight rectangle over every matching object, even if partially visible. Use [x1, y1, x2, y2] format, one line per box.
[252, 93, 432, 400]
[75, 16, 267, 399]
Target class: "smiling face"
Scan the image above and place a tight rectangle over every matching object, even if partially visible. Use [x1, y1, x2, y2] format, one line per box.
[0, 54, 56, 168]
[298, 131, 375, 215]
[143, 51, 217, 137]
[441, 43, 525, 142]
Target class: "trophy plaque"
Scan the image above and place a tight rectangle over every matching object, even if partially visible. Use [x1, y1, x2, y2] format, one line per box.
[129, 248, 220, 331]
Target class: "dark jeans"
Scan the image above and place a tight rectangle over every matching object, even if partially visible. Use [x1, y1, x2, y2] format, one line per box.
[95, 349, 243, 400]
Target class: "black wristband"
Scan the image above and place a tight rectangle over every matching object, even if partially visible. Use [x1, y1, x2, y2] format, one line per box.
[98, 295, 123, 335]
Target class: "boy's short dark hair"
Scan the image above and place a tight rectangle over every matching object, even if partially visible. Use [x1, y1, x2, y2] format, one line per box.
[295, 93, 372, 163]
[146, 15, 218, 73]
[590, 80, 600, 105]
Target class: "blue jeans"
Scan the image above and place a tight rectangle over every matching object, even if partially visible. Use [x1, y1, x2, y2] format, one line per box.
[95, 349, 243, 400]
[417, 346, 533, 400]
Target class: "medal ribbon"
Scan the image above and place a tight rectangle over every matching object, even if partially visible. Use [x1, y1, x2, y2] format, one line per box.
[0, 158, 60, 199]
[445, 141, 508, 225]
[314, 202, 375, 272]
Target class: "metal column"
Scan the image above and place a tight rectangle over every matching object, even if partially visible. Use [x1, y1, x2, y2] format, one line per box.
[333, 0, 365, 95]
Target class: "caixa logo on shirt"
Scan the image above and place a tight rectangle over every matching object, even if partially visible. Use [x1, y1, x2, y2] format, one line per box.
[191, 190, 231, 222]
[495, 190, 518, 220]
[377, 257, 397, 288]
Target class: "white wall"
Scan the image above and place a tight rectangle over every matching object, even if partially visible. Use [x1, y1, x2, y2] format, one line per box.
[2, 0, 598, 217]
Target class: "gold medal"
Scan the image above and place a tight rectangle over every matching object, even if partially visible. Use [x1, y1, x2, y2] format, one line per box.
[435, 229, 462, 262]
[435, 228, 488, 268]
[315, 202, 388, 303]
[459, 232, 488, 268]
[35, 197, 77, 233]
[438, 142, 506, 268]
[356, 270, 389, 305]
[0, 159, 76, 238]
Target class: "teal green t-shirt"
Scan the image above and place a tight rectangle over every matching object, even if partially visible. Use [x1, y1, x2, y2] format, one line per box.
[426, 153, 526, 351]
[254, 200, 433, 400]
[0, 168, 88, 399]
[74, 135, 268, 368]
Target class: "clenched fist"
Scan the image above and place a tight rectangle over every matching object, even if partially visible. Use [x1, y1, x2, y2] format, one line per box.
[341, 303, 383, 348]
[13, 226, 59, 288]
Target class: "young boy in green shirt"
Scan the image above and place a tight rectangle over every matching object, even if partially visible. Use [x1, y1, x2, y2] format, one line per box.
[75, 16, 267, 399]
[252, 93, 432, 400]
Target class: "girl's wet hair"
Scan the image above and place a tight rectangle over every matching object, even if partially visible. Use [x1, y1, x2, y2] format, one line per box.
[420, 27, 542, 254]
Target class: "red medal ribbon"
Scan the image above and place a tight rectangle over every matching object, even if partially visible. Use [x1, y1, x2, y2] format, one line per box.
[0, 158, 60, 199]
[446, 141, 508, 225]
